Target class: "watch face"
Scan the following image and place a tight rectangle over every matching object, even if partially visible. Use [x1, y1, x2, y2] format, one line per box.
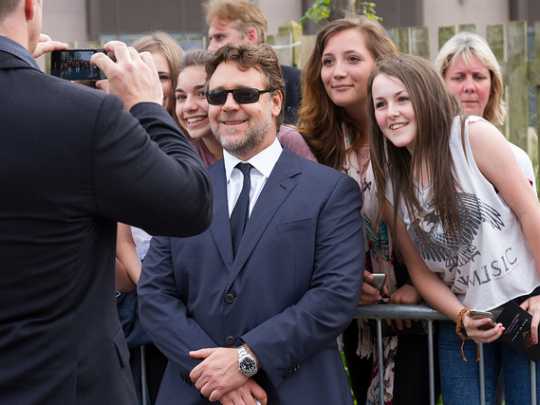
[240, 357, 257, 377]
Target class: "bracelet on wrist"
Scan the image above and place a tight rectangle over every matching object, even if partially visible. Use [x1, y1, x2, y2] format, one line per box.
[455, 308, 471, 362]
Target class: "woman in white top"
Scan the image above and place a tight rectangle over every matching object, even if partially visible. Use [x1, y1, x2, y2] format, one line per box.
[435, 31, 536, 191]
[367, 53, 540, 405]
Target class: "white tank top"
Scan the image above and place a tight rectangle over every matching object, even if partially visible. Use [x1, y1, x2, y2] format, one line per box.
[388, 116, 540, 310]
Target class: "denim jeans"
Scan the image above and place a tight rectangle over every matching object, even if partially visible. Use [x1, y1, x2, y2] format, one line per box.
[438, 321, 540, 405]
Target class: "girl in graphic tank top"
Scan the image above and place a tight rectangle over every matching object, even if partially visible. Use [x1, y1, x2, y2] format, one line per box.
[368, 54, 540, 405]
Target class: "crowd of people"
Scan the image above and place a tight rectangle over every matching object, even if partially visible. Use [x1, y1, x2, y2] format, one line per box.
[2, 0, 540, 404]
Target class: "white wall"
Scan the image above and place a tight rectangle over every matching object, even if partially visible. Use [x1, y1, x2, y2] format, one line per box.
[423, 0, 509, 59]
[42, 0, 88, 45]
[41, 0, 300, 44]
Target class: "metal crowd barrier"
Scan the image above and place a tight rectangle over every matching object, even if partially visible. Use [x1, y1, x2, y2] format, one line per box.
[140, 345, 149, 405]
[355, 304, 538, 405]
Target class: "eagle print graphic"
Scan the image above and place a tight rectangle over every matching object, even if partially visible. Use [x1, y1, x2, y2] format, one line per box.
[408, 192, 505, 272]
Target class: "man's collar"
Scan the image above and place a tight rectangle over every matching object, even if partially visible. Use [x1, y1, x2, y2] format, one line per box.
[0, 35, 40, 70]
[224, 137, 283, 181]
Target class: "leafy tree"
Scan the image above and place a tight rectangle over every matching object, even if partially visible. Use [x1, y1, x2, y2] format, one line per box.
[300, 0, 331, 24]
[301, 0, 382, 24]
[359, 1, 382, 22]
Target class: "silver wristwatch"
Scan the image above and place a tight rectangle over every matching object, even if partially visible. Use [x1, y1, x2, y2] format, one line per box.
[237, 345, 258, 378]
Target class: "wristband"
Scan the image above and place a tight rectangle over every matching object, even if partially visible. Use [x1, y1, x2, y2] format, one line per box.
[455, 308, 471, 362]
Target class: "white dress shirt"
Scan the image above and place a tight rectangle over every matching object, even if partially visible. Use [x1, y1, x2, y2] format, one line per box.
[223, 138, 283, 217]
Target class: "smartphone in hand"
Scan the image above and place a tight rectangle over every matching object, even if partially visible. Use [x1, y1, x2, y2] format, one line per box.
[371, 273, 386, 292]
[469, 309, 495, 330]
[50, 49, 106, 81]
[469, 310, 495, 320]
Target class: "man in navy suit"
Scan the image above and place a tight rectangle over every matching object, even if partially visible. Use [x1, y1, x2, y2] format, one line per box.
[139, 44, 363, 404]
[0, 0, 211, 404]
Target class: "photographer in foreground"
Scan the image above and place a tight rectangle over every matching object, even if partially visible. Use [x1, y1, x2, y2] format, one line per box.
[0, 0, 211, 404]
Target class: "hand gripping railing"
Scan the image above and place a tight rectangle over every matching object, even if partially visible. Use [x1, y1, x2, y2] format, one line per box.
[356, 304, 537, 405]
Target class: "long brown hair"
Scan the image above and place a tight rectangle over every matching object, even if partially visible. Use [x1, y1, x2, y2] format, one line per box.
[132, 32, 183, 117]
[297, 17, 398, 169]
[367, 54, 462, 235]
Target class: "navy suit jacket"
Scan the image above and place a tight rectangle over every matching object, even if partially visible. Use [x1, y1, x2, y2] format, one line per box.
[139, 149, 364, 404]
[281, 64, 301, 125]
[0, 40, 211, 404]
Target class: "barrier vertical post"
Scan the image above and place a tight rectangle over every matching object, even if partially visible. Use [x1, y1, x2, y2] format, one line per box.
[141, 345, 149, 405]
[376, 319, 384, 405]
[428, 320, 436, 405]
[479, 344, 486, 405]
[531, 361, 537, 405]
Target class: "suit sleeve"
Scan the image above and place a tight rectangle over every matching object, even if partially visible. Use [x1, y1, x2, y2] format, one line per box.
[93, 97, 212, 237]
[137, 236, 218, 373]
[241, 175, 364, 387]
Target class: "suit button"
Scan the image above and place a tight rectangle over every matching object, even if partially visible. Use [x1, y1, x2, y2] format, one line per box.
[181, 373, 191, 384]
[225, 336, 236, 346]
[224, 292, 236, 304]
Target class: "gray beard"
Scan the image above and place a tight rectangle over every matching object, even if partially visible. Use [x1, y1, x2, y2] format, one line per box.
[216, 119, 271, 157]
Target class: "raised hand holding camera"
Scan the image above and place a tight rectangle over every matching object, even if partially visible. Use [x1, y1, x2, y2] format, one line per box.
[91, 41, 163, 110]
[32, 34, 68, 59]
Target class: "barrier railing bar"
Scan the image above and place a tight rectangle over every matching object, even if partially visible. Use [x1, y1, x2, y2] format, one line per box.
[141, 345, 149, 405]
[532, 361, 537, 404]
[428, 320, 435, 405]
[356, 304, 448, 321]
[355, 305, 539, 405]
[479, 343, 486, 405]
[376, 319, 384, 405]
[359, 305, 446, 405]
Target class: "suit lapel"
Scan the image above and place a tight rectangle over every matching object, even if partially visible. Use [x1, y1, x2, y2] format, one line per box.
[230, 150, 302, 279]
[209, 161, 234, 269]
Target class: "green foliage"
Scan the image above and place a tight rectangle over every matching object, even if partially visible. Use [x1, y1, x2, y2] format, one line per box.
[300, 0, 332, 24]
[359, 1, 383, 22]
[300, 1, 382, 24]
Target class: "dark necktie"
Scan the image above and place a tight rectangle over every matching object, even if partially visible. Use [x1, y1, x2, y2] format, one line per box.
[230, 163, 252, 257]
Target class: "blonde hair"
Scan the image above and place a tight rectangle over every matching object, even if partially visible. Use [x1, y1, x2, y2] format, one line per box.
[435, 32, 505, 126]
[132, 32, 184, 116]
[205, 0, 268, 43]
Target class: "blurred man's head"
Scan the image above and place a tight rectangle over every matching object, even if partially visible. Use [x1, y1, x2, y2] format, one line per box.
[0, 0, 20, 20]
[205, 0, 267, 53]
[205, 44, 284, 160]
[0, 0, 43, 53]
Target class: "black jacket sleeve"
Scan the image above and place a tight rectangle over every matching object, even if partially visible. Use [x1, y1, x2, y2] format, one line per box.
[92, 97, 212, 237]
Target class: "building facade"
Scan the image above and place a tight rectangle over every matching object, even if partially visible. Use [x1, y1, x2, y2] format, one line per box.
[42, 0, 540, 55]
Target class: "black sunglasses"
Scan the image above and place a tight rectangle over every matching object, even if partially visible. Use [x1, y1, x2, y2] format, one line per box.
[206, 87, 275, 105]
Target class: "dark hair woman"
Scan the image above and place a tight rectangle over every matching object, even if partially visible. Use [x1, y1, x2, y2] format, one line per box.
[368, 53, 540, 405]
